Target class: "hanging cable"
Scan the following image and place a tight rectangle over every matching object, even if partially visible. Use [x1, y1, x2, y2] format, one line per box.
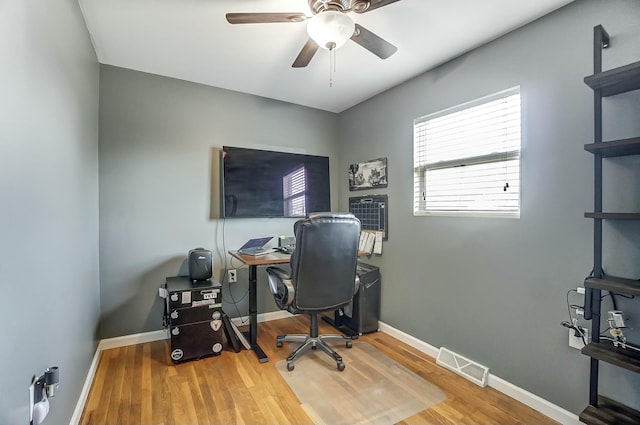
[503, 98, 510, 192]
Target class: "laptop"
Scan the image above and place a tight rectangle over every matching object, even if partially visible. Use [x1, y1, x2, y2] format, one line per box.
[237, 237, 274, 256]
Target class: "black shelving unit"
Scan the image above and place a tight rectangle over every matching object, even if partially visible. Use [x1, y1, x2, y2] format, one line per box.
[580, 25, 640, 425]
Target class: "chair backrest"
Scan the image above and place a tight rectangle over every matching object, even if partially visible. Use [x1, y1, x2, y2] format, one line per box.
[289, 212, 361, 312]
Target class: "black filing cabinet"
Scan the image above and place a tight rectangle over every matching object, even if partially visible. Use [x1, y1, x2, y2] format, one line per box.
[346, 261, 381, 334]
[324, 261, 381, 335]
[165, 276, 224, 363]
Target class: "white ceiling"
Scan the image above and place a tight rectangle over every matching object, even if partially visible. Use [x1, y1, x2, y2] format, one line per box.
[79, 0, 574, 113]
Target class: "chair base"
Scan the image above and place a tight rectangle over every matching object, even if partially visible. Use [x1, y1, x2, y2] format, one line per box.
[277, 334, 352, 371]
[277, 313, 353, 371]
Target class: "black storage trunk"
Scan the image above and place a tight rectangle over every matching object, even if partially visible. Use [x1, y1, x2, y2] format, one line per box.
[165, 276, 224, 363]
[168, 320, 224, 363]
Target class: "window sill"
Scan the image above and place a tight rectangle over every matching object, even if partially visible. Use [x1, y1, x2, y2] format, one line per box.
[414, 211, 520, 219]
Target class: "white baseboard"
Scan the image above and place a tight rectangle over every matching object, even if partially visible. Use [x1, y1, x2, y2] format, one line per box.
[378, 321, 440, 358]
[488, 375, 581, 425]
[68, 341, 102, 425]
[98, 329, 169, 350]
[378, 321, 581, 425]
[230, 310, 293, 326]
[70, 316, 580, 425]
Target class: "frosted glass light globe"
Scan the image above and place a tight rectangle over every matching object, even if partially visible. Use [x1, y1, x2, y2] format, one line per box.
[307, 11, 355, 50]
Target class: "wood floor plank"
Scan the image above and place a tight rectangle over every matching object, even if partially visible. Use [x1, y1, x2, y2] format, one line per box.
[80, 316, 559, 425]
[93, 350, 115, 424]
[150, 339, 172, 423]
[125, 344, 142, 424]
[140, 342, 152, 422]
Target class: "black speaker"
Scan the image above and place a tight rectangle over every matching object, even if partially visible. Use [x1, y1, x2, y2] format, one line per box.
[278, 236, 296, 247]
[188, 248, 212, 281]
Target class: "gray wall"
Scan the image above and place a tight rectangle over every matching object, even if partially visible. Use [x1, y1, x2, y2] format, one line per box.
[339, 0, 640, 415]
[0, 0, 100, 424]
[98, 65, 340, 338]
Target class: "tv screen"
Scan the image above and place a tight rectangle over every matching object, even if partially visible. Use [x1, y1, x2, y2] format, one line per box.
[221, 146, 331, 218]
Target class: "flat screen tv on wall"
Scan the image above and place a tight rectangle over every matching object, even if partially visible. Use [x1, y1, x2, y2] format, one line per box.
[220, 146, 331, 218]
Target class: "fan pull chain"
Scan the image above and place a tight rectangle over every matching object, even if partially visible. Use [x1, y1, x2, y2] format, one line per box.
[334, 47, 337, 73]
[329, 48, 335, 88]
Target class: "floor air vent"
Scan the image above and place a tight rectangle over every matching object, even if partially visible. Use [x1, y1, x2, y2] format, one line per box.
[436, 347, 489, 387]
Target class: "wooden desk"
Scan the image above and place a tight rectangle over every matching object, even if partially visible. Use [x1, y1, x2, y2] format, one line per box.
[229, 250, 290, 363]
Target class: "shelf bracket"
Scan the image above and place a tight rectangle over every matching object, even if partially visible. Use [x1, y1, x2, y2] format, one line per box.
[594, 25, 610, 73]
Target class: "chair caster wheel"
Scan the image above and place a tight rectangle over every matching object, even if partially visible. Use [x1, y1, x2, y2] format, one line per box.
[346, 340, 353, 349]
[311, 345, 317, 350]
[337, 362, 345, 371]
[277, 341, 283, 348]
[287, 362, 295, 371]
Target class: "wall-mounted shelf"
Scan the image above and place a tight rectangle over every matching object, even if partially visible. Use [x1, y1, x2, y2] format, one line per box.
[580, 396, 640, 425]
[584, 275, 640, 297]
[581, 340, 640, 373]
[584, 212, 640, 220]
[584, 60, 640, 96]
[584, 137, 640, 157]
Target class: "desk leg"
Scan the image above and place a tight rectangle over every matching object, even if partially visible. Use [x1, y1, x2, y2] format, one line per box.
[244, 264, 269, 363]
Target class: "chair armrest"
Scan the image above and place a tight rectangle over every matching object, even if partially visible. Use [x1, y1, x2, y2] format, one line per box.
[266, 267, 294, 310]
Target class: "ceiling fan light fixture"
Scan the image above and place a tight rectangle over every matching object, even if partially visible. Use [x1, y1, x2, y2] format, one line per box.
[307, 10, 355, 50]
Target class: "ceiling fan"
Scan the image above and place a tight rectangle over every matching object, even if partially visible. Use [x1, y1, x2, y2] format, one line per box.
[226, 0, 401, 68]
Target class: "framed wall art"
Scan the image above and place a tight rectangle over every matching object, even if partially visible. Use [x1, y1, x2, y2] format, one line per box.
[348, 157, 387, 191]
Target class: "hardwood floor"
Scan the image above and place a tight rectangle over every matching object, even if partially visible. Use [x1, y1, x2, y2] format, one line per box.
[80, 316, 559, 424]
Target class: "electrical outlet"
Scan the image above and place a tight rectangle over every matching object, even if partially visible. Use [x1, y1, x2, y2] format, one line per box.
[228, 269, 237, 283]
[569, 327, 589, 350]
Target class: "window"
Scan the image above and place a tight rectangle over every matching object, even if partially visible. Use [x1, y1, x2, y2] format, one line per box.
[413, 87, 521, 217]
[283, 165, 307, 216]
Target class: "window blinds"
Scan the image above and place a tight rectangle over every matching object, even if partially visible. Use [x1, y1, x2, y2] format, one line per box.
[413, 88, 521, 216]
[283, 166, 307, 217]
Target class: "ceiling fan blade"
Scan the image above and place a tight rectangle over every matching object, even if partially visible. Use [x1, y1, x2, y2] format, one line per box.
[351, 24, 397, 59]
[354, 0, 402, 13]
[226, 13, 307, 24]
[292, 39, 320, 68]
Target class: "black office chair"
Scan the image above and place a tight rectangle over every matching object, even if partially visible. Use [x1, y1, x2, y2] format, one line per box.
[266, 212, 361, 371]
